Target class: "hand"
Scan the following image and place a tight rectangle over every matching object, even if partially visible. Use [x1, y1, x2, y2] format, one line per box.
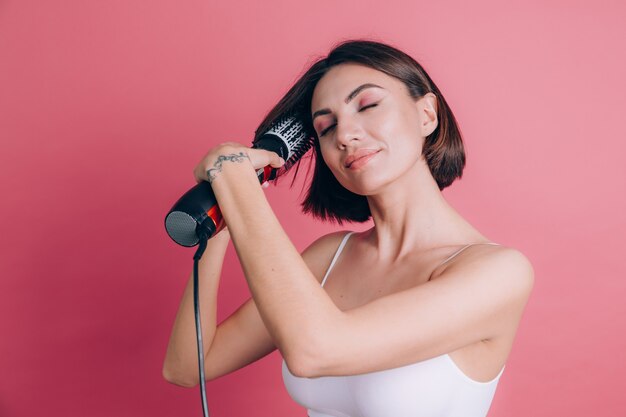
[193, 142, 285, 184]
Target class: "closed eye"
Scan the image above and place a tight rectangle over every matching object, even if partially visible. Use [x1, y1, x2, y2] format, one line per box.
[360, 103, 378, 111]
[319, 103, 379, 137]
[319, 125, 335, 137]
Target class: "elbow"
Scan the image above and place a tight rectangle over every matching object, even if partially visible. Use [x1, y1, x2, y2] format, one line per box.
[283, 339, 326, 379]
[162, 364, 199, 388]
[284, 356, 316, 378]
[282, 312, 341, 378]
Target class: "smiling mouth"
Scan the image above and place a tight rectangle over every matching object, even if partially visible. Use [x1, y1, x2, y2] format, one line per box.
[346, 150, 381, 169]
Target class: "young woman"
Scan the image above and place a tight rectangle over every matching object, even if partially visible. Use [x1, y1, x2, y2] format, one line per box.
[163, 39, 534, 417]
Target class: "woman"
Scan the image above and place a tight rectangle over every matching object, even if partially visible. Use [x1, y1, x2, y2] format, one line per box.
[163, 39, 534, 417]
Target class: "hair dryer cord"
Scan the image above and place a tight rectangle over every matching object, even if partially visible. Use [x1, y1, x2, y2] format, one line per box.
[193, 235, 211, 416]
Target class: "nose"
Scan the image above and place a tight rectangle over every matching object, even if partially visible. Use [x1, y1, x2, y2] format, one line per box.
[334, 116, 362, 149]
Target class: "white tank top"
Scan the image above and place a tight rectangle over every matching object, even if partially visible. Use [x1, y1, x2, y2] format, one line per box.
[282, 232, 505, 417]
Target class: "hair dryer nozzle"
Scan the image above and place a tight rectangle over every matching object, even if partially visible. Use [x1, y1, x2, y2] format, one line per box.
[164, 181, 221, 246]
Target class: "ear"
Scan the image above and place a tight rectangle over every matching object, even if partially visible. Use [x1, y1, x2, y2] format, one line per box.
[417, 92, 438, 137]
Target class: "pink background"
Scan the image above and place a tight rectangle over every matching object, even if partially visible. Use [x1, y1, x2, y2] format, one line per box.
[1, 0, 624, 416]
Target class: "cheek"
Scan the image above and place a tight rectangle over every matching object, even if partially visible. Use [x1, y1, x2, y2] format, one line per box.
[370, 109, 411, 144]
[386, 113, 424, 156]
[378, 116, 421, 153]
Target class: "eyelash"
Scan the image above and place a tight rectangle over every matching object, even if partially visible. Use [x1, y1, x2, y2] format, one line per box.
[319, 103, 378, 137]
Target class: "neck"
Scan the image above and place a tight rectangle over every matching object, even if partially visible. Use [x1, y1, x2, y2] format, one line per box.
[363, 158, 486, 263]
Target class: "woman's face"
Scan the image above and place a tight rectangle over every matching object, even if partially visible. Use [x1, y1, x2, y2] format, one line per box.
[310, 63, 437, 195]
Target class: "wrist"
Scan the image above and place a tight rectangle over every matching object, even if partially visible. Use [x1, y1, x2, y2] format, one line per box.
[206, 150, 254, 184]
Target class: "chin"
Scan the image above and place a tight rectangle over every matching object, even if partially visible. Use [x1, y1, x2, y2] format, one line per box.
[339, 174, 391, 196]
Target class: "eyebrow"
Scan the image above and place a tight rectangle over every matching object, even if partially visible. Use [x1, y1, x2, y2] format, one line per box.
[312, 83, 384, 121]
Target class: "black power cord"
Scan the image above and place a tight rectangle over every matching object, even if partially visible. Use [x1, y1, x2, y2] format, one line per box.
[193, 232, 210, 417]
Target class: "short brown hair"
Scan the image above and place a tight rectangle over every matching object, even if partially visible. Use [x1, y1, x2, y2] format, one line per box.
[254, 39, 466, 224]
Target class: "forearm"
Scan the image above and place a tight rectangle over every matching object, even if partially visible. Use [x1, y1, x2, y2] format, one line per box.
[210, 162, 340, 366]
[162, 229, 230, 383]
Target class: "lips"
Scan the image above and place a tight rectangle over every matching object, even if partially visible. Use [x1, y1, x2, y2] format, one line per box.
[344, 149, 381, 168]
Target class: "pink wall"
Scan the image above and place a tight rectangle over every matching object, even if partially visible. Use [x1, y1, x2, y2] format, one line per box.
[1, 0, 624, 416]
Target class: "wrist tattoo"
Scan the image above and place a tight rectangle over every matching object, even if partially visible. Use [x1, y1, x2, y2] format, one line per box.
[206, 152, 250, 183]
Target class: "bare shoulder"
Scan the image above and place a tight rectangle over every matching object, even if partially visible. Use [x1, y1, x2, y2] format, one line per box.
[300, 230, 354, 285]
[441, 244, 535, 301]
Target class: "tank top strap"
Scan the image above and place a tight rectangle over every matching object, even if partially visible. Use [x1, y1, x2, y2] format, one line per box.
[436, 242, 501, 269]
[320, 231, 355, 287]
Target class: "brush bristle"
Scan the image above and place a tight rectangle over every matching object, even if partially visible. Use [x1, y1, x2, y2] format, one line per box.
[256, 112, 315, 173]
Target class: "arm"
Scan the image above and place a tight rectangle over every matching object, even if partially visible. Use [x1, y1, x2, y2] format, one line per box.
[162, 228, 231, 386]
[162, 223, 349, 386]
[313, 247, 535, 377]
[203, 146, 346, 375]
[203, 145, 535, 379]
[163, 143, 335, 386]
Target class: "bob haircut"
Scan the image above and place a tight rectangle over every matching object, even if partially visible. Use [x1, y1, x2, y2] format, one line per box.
[253, 39, 466, 225]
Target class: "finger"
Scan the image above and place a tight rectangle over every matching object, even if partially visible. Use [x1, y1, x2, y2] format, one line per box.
[266, 150, 285, 168]
[193, 167, 203, 183]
